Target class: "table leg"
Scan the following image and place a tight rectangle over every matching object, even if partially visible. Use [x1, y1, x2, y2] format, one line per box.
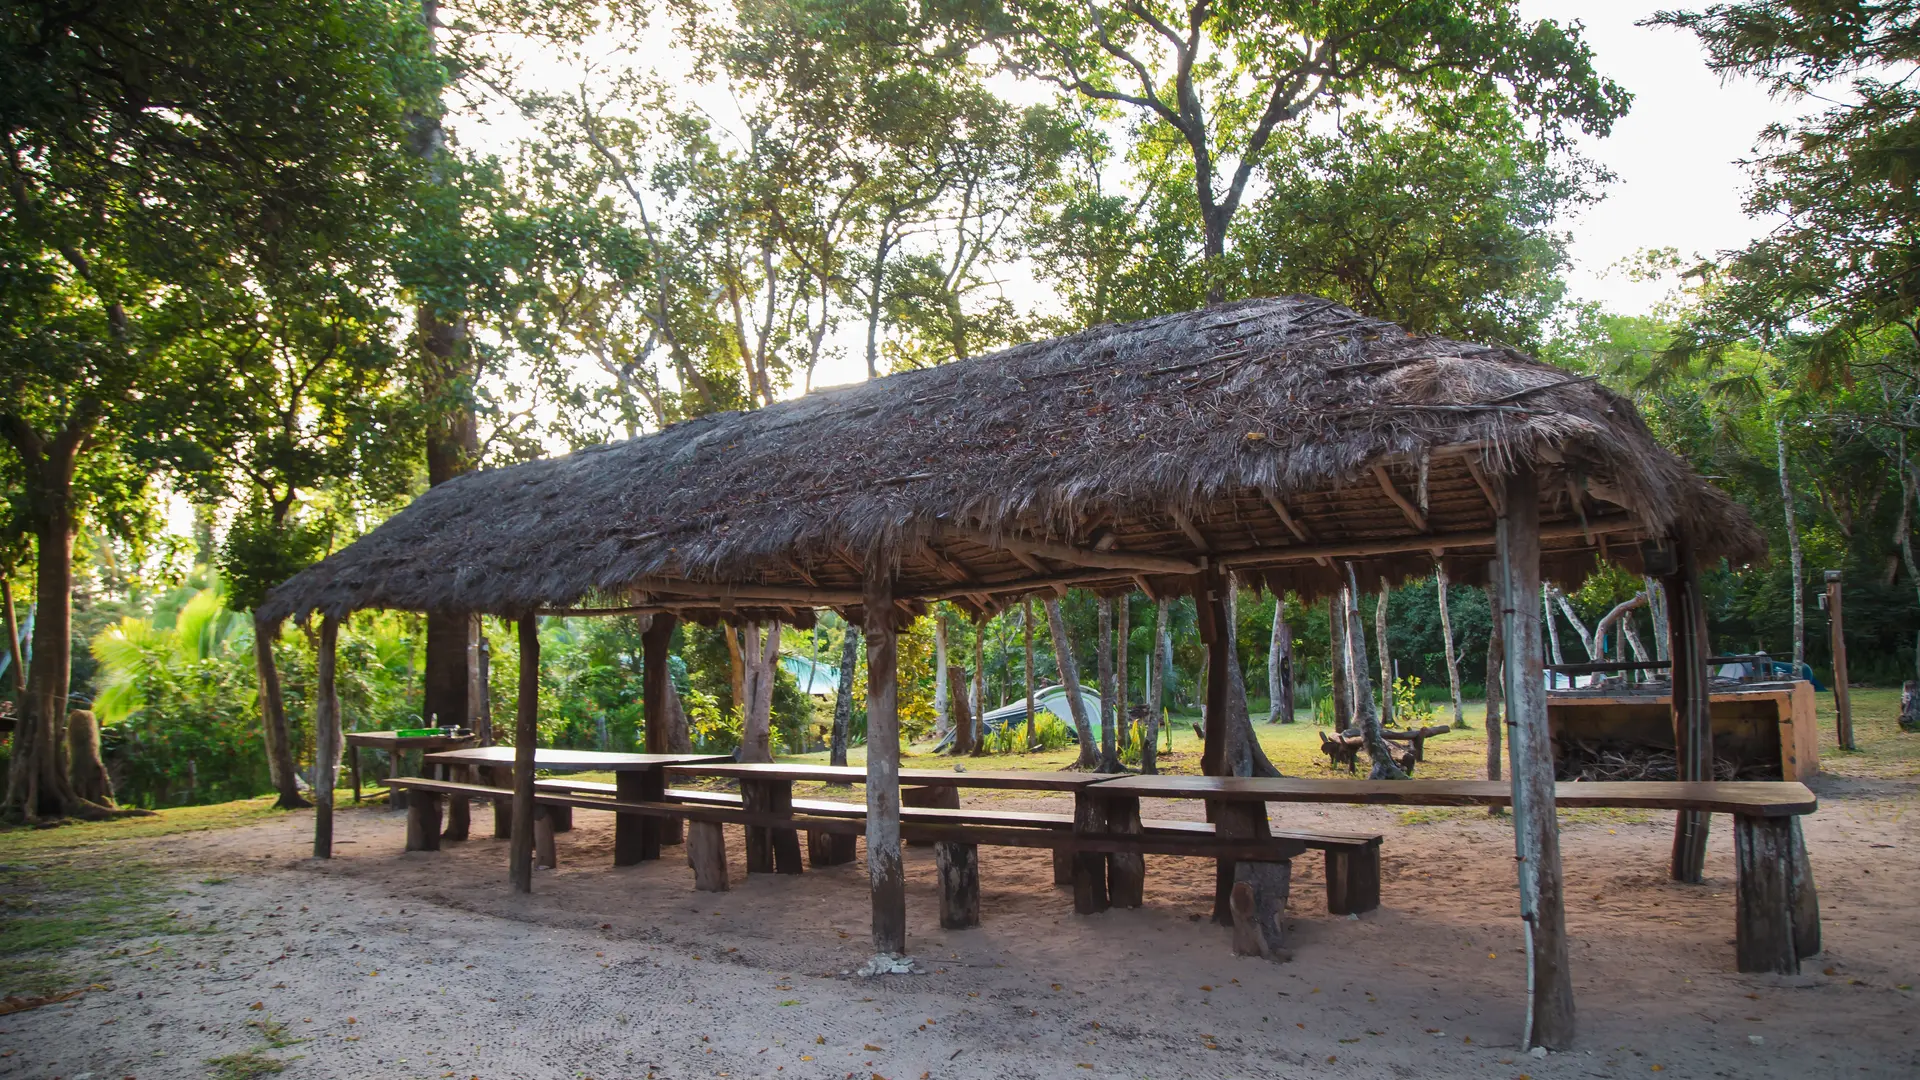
[1105, 795, 1145, 909]
[1734, 813, 1801, 974]
[1071, 790, 1110, 914]
[444, 762, 471, 841]
[491, 765, 513, 839]
[615, 770, 663, 866]
[936, 841, 980, 928]
[1213, 800, 1289, 960]
[741, 778, 800, 874]
[350, 746, 362, 804]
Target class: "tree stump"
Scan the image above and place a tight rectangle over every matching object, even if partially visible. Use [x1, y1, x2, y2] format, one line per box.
[688, 820, 729, 892]
[1105, 796, 1145, 909]
[1324, 842, 1381, 916]
[935, 841, 980, 929]
[1229, 861, 1292, 961]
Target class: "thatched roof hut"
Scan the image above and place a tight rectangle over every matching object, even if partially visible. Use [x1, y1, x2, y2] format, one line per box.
[261, 295, 1762, 624]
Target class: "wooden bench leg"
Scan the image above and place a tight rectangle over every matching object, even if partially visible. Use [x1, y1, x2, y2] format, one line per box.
[1106, 796, 1145, 909]
[809, 830, 856, 867]
[1324, 843, 1381, 915]
[935, 841, 980, 929]
[405, 791, 442, 852]
[1230, 860, 1292, 961]
[661, 818, 684, 847]
[688, 820, 729, 892]
[533, 806, 558, 870]
[1734, 814, 1799, 974]
[549, 804, 573, 833]
[1071, 791, 1110, 914]
[1790, 817, 1820, 960]
[1052, 848, 1073, 888]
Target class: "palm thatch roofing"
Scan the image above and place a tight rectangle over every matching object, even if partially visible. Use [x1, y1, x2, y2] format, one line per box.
[260, 295, 1764, 626]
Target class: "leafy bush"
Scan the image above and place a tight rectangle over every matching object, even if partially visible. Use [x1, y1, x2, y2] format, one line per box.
[1391, 676, 1438, 728]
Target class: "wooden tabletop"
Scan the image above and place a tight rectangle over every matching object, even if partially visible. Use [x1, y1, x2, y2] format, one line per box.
[345, 731, 478, 750]
[1088, 776, 1818, 817]
[424, 747, 729, 772]
[664, 762, 1121, 792]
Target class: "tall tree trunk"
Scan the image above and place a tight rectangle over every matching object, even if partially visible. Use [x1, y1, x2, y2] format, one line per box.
[1115, 595, 1130, 729]
[1096, 597, 1120, 771]
[1645, 576, 1671, 663]
[1551, 588, 1595, 661]
[1776, 417, 1805, 670]
[1043, 597, 1097, 769]
[3, 433, 106, 821]
[66, 708, 111, 805]
[933, 610, 949, 738]
[830, 624, 859, 767]
[1268, 598, 1294, 723]
[254, 615, 309, 808]
[1375, 577, 1395, 727]
[947, 665, 976, 755]
[1437, 567, 1465, 728]
[467, 615, 491, 743]
[1542, 590, 1566, 684]
[970, 626, 986, 756]
[1329, 591, 1352, 730]
[1343, 564, 1407, 779]
[1023, 598, 1037, 750]
[1896, 444, 1920, 685]
[1144, 598, 1167, 773]
[1485, 583, 1504, 787]
[739, 621, 781, 763]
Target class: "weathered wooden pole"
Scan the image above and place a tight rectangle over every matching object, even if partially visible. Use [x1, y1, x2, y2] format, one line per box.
[1824, 570, 1854, 749]
[1437, 566, 1465, 729]
[1197, 568, 1231, 777]
[1496, 469, 1575, 1050]
[971, 623, 986, 755]
[312, 614, 341, 859]
[643, 613, 682, 845]
[864, 574, 907, 956]
[1484, 583, 1504, 786]
[1096, 595, 1118, 771]
[1023, 598, 1037, 750]
[509, 614, 539, 894]
[1662, 540, 1713, 883]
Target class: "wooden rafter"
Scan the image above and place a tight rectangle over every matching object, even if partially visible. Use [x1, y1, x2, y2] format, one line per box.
[1464, 458, 1501, 515]
[943, 528, 1201, 575]
[1372, 464, 1429, 532]
[1259, 487, 1313, 543]
[1168, 508, 1212, 552]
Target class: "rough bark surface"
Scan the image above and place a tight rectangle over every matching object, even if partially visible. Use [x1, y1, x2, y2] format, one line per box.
[1343, 565, 1406, 780]
[1096, 597, 1120, 772]
[254, 617, 308, 808]
[830, 626, 858, 768]
[66, 709, 112, 805]
[1437, 567, 1465, 729]
[1268, 602, 1294, 723]
[1044, 597, 1097, 769]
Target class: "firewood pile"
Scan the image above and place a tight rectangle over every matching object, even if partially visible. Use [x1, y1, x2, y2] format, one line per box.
[1555, 739, 1756, 782]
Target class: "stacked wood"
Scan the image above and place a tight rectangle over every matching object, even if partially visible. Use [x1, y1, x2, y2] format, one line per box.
[1319, 730, 1363, 772]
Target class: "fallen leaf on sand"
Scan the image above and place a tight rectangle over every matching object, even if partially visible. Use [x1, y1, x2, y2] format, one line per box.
[863, 1043, 883, 1051]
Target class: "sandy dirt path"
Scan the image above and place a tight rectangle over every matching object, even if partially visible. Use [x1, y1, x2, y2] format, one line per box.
[3, 776, 1915, 1080]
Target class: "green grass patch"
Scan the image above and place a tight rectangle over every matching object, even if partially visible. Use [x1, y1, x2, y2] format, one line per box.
[206, 1048, 289, 1080]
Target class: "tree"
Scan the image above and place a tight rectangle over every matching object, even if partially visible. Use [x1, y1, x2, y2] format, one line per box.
[0, 0, 436, 820]
[1043, 596, 1097, 768]
[991, 0, 1628, 302]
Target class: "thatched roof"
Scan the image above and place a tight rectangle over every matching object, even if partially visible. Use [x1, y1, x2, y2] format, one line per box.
[261, 295, 1764, 624]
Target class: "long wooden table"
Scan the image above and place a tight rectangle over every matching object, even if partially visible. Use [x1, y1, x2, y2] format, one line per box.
[345, 731, 478, 803]
[663, 762, 1125, 877]
[426, 748, 728, 864]
[1093, 774, 1821, 974]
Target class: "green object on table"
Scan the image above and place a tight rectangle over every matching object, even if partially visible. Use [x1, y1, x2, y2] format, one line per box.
[394, 727, 442, 738]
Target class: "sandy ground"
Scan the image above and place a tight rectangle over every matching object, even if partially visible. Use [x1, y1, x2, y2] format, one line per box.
[4, 776, 1916, 1080]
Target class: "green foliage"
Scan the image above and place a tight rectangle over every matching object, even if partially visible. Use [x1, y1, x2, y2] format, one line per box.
[1390, 677, 1438, 729]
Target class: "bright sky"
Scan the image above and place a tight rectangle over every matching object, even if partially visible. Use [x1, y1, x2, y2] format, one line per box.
[1519, 2, 1801, 313]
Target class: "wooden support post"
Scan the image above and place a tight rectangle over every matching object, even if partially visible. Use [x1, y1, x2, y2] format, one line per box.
[901, 784, 957, 847]
[509, 615, 539, 894]
[1323, 843, 1381, 916]
[350, 744, 362, 804]
[614, 769, 663, 866]
[935, 841, 981, 929]
[1497, 468, 1575, 1050]
[1106, 795, 1145, 909]
[533, 806, 558, 870]
[1733, 814, 1800, 973]
[1071, 789, 1110, 915]
[1052, 847, 1073, 887]
[865, 574, 907, 956]
[405, 790, 442, 852]
[1824, 571, 1854, 750]
[809, 829, 856, 867]
[643, 613, 684, 845]
[1198, 567, 1231, 777]
[312, 615, 341, 859]
[688, 820, 729, 892]
[1663, 542, 1713, 883]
